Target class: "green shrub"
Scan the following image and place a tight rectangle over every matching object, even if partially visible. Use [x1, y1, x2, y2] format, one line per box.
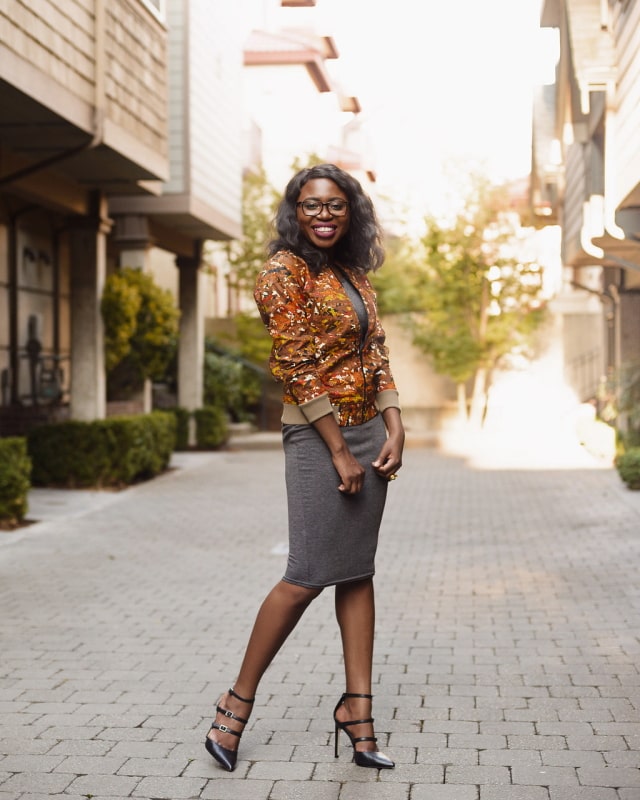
[0, 437, 32, 526]
[194, 405, 228, 449]
[614, 447, 640, 490]
[102, 267, 180, 399]
[27, 411, 176, 488]
[168, 407, 191, 451]
[203, 340, 262, 423]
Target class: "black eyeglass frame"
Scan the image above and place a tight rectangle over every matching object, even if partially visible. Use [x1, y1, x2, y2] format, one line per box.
[296, 200, 349, 217]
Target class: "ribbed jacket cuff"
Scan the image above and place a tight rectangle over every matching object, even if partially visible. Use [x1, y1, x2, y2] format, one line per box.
[376, 389, 401, 412]
[281, 394, 334, 424]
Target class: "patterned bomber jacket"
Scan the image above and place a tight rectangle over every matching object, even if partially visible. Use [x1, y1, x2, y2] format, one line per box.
[254, 250, 400, 427]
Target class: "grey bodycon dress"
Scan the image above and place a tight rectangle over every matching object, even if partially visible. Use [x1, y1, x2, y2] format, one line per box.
[282, 413, 389, 588]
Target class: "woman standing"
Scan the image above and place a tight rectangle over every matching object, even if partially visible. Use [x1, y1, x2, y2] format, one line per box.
[205, 163, 404, 771]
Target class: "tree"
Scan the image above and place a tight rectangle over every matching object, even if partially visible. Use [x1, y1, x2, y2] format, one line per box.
[209, 156, 325, 366]
[223, 166, 281, 297]
[101, 268, 180, 399]
[376, 178, 548, 426]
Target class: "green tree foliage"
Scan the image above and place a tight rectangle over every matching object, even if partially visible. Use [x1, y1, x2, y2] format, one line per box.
[101, 268, 180, 397]
[375, 177, 548, 422]
[234, 312, 272, 364]
[0, 437, 31, 527]
[221, 155, 326, 302]
[101, 270, 141, 372]
[203, 338, 262, 423]
[224, 166, 281, 296]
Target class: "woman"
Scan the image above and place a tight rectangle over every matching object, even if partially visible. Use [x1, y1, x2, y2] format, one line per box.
[205, 163, 404, 771]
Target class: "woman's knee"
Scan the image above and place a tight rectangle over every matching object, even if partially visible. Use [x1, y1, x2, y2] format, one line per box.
[278, 580, 322, 608]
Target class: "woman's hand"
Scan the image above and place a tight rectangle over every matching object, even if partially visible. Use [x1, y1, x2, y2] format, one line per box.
[332, 449, 366, 494]
[373, 408, 405, 481]
[312, 413, 365, 494]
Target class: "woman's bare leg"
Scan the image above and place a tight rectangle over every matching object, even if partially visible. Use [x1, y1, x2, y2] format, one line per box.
[208, 579, 321, 749]
[334, 577, 377, 752]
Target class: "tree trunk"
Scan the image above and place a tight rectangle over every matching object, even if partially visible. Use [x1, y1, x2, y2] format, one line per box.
[469, 366, 487, 429]
[456, 382, 468, 422]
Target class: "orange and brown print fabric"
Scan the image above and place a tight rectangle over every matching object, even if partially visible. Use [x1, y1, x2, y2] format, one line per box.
[254, 250, 399, 427]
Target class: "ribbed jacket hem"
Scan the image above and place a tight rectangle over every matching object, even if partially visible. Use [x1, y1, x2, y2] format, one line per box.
[280, 389, 401, 426]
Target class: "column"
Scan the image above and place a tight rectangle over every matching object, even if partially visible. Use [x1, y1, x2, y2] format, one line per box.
[176, 248, 204, 429]
[69, 193, 112, 421]
[113, 214, 153, 272]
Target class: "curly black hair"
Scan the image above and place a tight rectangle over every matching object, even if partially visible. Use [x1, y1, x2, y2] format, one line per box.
[267, 163, 385, 274]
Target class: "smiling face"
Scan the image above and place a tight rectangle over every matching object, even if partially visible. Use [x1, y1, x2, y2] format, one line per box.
[296, 178, 350, 251]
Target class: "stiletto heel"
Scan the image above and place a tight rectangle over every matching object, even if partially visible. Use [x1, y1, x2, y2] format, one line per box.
[333, 692, 395, 769]
[205, 687, 255, 771]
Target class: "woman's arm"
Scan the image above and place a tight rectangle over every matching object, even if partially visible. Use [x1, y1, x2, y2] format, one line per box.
[312, 413, 365, 495]
[372, 407, 404, 480]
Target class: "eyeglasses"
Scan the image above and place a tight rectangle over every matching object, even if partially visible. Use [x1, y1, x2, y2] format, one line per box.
[296, 199, 349, 217]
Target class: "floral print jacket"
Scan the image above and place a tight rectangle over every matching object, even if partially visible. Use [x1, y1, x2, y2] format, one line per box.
[254, 250, 400, 427]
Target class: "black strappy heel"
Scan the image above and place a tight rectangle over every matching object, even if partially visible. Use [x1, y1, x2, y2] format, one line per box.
[205, 687, 255, 771]
[333, 692, 395, 769]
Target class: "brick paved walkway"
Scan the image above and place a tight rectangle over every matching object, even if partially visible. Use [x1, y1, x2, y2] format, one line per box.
[1, 433, 639, 800]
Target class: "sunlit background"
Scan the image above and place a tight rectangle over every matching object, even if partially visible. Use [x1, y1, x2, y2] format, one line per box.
[241, 0, 592, 469]
[243, 0, 559, 221]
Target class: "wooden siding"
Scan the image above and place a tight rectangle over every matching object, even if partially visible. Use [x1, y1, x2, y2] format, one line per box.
[105, 0, 168, 158]
[562, 141, 588, 264]
[185, 0, 243, 223]
[164, 0, 186, 194]
[0, 0, 95, 107]
[610, 1, 640, 207]
[0, 0, 167, 165]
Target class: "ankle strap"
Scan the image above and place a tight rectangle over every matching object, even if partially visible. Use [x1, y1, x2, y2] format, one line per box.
[229, 686, 255, 704]
[343, 692, 373, 700]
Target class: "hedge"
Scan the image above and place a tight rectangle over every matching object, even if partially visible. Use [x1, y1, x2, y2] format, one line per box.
[0, 437, 32, 526]
[194, 405, 229, 449]
[27, 411, 176, 488]
[168, 406, 190, 451]
[614, 447, 640, 490]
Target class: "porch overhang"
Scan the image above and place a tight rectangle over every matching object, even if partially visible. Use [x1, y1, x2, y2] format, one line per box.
[108, 193, 242, 247]
[0, 78, 168, 196]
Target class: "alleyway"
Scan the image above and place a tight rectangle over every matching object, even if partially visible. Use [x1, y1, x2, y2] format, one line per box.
[1, 432, 639, 799]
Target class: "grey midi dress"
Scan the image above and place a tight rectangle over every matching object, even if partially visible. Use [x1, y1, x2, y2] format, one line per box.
[282, 413, 389, 588]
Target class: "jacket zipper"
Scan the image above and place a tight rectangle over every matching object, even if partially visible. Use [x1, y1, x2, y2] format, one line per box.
[333, 267, 369, 425]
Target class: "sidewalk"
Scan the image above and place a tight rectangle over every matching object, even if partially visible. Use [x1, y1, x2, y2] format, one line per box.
[1, 432, 639, 800]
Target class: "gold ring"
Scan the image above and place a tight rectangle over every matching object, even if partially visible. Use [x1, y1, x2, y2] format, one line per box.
[389, 474, 397, 481]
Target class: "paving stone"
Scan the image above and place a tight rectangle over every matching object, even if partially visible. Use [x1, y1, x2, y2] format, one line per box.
[1, 445, 639, 799]
[338, 782, 410, 799]
[0, 756, 63, 773]
[270, 780, 342, 799]
[117, 756, 191, 776]
[481, 789, 549, 800]
[548, 790, 618, 799]
[512, 766, 580, 786]
[65, 774, 141, 796]
[413, 787, 479, 800]
[246, 761, 315, 781]
[576, 766, 640, 787]
[0, 774, 73, 793]
[541, 750, 605, 767]
[0, 740, 51, 756]
[201, 778, 275, 800]
[52, 755, 128, 774]
[130, 775, 207, 797]
[445, 765, 511, 784]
